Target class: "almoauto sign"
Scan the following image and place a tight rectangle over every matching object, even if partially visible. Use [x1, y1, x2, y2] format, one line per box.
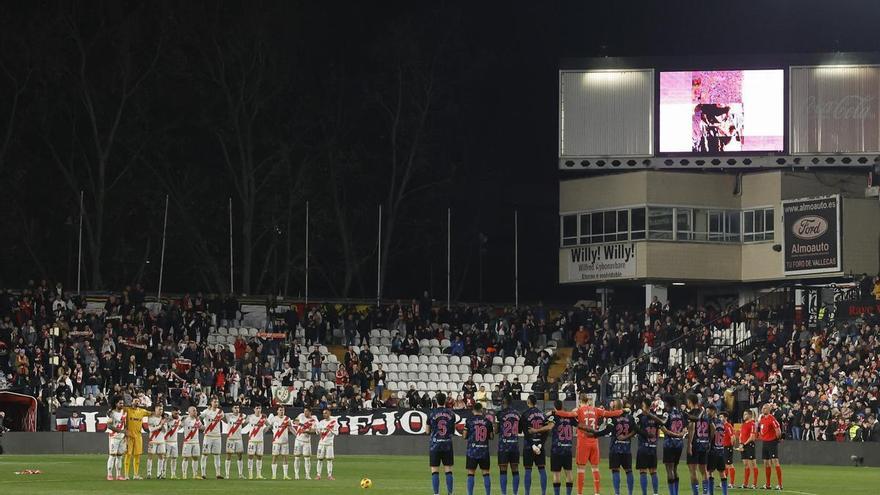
[782, 195, 841, 275]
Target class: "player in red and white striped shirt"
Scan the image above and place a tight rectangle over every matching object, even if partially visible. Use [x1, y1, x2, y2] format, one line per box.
[224, 405, 247, 479]
[145, 405, 167, 479]
[246, 405, 267, 479]
[269, 406, 295, 480]
[106, 399, 128, 480]
[293, 407, 317, 480]
[315, 409, 340, 480]
[163, 408, 183, 479]
[181, 406, 204, 479]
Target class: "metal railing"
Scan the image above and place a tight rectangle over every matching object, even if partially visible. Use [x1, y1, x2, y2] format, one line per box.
[599, 284, 794, 403]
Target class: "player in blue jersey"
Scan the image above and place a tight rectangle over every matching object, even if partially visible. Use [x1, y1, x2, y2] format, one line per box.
[705, 406, 728, 495]
[521, 395, 548, 495]
[685, 394, 710, 495]
[661, 395, 687, 495]
[427, 392, 455, 495]
[608, 399, 637, 495]
[542, 400, 576, 495]
[496, 397, 522, 495]
[634, 397, 684, 495]
[464, 403, 493, 495]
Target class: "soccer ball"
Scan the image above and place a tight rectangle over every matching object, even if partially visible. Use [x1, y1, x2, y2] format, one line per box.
[360, 477, 373, 489]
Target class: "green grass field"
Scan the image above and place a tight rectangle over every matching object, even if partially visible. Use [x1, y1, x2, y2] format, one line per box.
[0, 455, 874, 495]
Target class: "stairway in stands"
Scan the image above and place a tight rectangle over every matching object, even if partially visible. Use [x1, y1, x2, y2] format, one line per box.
[546, 347, 572, 384]
[327, 344, 347, 365]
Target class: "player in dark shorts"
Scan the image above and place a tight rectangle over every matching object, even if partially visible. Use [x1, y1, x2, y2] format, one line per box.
[587, 399, 634, 495]
[534, 400, 575, 495]
[521, 395, 548, 495]
[738, 410, 757, 489]
[463, 403, 492, 495]
[685, 393, 711, 495]
[496, 397, 521, 495]
[660, 395, 687, 495]
[706, 405, 729, 495]
[634, 397, 685, 495]
[427, 392, 455, 495]
[718, 412, 737, 488]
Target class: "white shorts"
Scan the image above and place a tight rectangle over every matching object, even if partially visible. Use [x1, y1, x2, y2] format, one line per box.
[202, 437, 222, 455]
[247, 441, 265, 456]
[316, 444, 334, 460]
[182, 443, 201, 458]
[293, 440, 312, 456]
[108, 437, 127, 455]
[226, 439, 244, 454]
[166, 443, 179, 458]
[272, 442, 289, 456]
[147, 442, 166, 455]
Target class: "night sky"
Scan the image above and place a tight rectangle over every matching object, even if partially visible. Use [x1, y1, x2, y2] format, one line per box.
[1, 1, 878, 303]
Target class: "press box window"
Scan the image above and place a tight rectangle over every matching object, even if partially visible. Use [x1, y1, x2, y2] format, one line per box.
[561, 215, 577, 246]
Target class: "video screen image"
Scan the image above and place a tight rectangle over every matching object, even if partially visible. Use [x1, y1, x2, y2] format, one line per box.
[659, 69, 784, 153]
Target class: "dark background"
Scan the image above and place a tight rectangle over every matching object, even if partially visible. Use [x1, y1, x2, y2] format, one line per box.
[0, 0, 877, 302]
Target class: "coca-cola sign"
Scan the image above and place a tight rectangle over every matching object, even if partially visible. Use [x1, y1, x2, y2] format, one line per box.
[791, 65, 880, 153]
[806, 95, 875, 120]
[783, 195, 840, 275]
[792, 215, 828, 240]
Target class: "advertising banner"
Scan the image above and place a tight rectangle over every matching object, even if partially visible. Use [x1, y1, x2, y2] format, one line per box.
[55, 407, 492, 436]
[563, 242, 637, 283]
[835, 299, 880, 320]
[790, 65, 880, 154]
[782, 195, 841, 275]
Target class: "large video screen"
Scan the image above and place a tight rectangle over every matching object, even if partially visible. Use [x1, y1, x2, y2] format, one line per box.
[659, 69, 784, 153]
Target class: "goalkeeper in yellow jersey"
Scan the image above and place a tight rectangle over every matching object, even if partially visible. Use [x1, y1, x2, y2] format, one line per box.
[123, 398, 152, 480]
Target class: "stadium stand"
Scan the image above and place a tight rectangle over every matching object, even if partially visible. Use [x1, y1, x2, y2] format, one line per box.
[1, 276, 879, 440]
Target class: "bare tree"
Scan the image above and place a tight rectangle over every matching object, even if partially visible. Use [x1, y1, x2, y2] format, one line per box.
[375, 61, 438, 297]
[45, 4, 162, 289]
[203, 34, 299, 294]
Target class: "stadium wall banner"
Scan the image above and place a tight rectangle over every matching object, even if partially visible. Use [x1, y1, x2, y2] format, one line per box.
[563, 242, 636, 283]
[782, 195, 841, 275]
[835, 299, 880, 319]
[54, 406, 493, 436]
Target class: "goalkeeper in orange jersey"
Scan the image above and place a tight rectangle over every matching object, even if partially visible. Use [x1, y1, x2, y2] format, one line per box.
[123, 397, 152, 480]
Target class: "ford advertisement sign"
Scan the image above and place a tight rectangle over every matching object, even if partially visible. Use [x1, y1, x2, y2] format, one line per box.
[783, 195, 841, 275]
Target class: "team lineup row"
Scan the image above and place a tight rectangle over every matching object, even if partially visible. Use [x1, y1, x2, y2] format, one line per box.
[104, 397, 338, 481]
[426, 392, 785, 495]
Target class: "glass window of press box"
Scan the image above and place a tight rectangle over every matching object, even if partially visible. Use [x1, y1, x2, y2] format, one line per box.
[561, 206, 774, 246]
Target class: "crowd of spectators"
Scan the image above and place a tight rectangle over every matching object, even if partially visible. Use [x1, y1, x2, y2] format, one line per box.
[615, 301, 880, 442]
[2, 274, 878, 435]
[0, 279, 569, 429]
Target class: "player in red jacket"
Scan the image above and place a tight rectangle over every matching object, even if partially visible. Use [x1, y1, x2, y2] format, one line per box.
[554, 393, 624, 495]
[738, 410, 758, 489]
[718, 412, 737, 487]
[757, 404, 783, 490]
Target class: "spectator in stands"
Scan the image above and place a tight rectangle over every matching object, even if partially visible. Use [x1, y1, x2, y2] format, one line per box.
[343, 346, 359, 373]
[359, 346, 374, 373]
[335, 364, 349, 392]
[403, 335, 419, 356]
[373, 364, 386, 399]
[531, 375, 546, 400]
[308, 345, 324, 382]
[450, 335, 465, 356]
[67, 410, 85, 432]
[390, 332, 403, 355]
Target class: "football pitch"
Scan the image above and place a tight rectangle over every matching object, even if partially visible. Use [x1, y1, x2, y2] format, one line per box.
[0, 455, 875, 495]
